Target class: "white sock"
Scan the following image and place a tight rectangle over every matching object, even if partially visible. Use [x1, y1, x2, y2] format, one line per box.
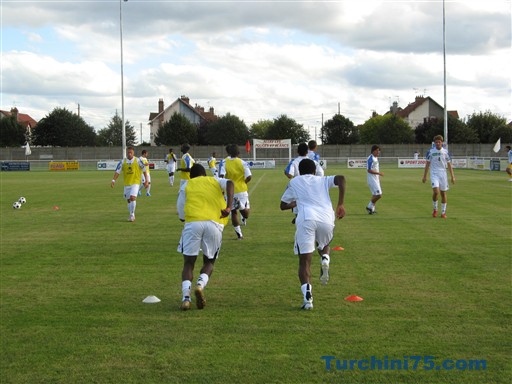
[321, 254, 330, 265]
[433, 201, 438, 210]
[367, 201, 373, 209]
[169, 176, 174, 186]
[130, 200, 136, 215]
[182, 280, 191, 301]
[234, 225, 243, 237]
[197, 273, 209, 289]
[146, 184, 151, 194]
[301, 283, 312, 302]
[441, 203, 447, 213]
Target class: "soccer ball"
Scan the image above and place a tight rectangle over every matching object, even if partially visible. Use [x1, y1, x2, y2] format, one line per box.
[13, 201, 21, 209]
[18, 197, 27, 204]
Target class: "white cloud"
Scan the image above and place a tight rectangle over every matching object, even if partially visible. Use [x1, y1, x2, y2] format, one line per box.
[1, 0, 510, 143]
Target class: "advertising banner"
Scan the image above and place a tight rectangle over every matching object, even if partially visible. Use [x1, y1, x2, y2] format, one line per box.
[49, 161, 79, 171]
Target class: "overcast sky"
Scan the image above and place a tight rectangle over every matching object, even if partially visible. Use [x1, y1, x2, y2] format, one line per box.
[2, 0, 511, 143]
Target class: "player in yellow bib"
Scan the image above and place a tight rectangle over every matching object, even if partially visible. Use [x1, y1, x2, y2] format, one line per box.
[177, 143, 195, 187]
[139, 149, 151, 196]
[164, 148, 178, 186]
[111, 147, 149, 222]
[177, 164, 234, 310]
[219, 144, 252, 239]
[207, 152, 218, 177]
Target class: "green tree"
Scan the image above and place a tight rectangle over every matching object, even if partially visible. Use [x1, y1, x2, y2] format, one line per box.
[265, 115, 309, 144]
[96, 112, 137, 146]
[154, 112, 197, 146]
[415, 116, 478, 144]
[249, 119, 273, 139]
[204, 113, 249, 145]
[359, 114, 414, 144]
[466, 111, 508, 143]
[321, 114, 359, 144]
[489, 124, 512, 144]
[33, 107, 96, 146]
[0, 115, 26, 147]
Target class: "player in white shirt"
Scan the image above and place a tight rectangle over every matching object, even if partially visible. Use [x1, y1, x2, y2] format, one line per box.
[506, 145, 512, 181]
[307, 140, 321, 162]
[366, 145, 384, 214]
[285, 142, 324, 179]
[422, 135, 455, 218]
[280, 159, 346, 310]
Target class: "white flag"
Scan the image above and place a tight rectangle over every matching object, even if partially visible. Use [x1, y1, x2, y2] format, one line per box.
[25, 143, 32, 156]
[493, 138, 501, 153]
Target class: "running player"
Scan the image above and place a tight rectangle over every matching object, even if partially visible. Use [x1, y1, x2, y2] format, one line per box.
[219, 144, 252, 239]
[111, 147, 149, 222]
[177, 164, 234, 310]
[280, 159, 346, 310]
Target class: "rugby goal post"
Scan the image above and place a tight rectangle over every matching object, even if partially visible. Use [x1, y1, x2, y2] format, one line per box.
[252, 139, 292, 162]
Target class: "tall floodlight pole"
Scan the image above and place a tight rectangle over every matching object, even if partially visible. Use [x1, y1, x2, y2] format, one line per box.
[442, 0, 448, 146]
[120, 0, 127, 158]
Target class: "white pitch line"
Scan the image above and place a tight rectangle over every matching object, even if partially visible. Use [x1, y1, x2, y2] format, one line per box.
[248, 173, 266, 196]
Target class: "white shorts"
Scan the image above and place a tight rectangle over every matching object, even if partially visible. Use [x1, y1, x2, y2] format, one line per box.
[294, 220, 334, 255]
[167, 163, 176, 174]
[123, 184, 140, 199]
[177, 221, 224, 259]
[232, 191, 250, 211]
[368, 178, 382, 196]
[141, 174, 151, 184]
[430, 172, 449, 191]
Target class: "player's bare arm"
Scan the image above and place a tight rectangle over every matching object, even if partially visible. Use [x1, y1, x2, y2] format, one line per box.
[280, 200, 297, 211]
[334, 175, 346, 219]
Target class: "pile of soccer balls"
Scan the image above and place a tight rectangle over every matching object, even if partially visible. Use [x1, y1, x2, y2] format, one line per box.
[12, 197, 27, 209]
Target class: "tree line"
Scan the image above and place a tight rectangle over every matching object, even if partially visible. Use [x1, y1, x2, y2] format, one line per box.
[1, 106, 510, 147]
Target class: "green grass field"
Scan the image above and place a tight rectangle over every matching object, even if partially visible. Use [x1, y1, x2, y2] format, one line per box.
[1, 165, 510, 383]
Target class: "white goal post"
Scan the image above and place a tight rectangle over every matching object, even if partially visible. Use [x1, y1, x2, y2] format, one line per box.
[252, 139, 292, 162]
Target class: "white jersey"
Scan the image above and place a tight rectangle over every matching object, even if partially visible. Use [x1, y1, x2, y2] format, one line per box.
[285, 156, 324, 178]
[366, 154, 380, 183]
[281, 174, 336, 225]
[426, 147, 451, 174]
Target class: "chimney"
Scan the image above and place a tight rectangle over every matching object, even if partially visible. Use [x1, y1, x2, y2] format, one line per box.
[158, 98, 164, 114]
[391, 101, 398, 114]
[180, 95, 190, 104]
[209, 107, 214, 114]
[11, 107, 19, 122]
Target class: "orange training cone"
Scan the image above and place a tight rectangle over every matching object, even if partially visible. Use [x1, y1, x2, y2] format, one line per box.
[345, 295, 363, 302]
[332, 246, 344, 251]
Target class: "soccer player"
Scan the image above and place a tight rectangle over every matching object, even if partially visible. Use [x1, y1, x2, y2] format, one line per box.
[506, 145, 512, 181]
[280, 159, 346, 310]
[366, 145, 383, 214]
[139, 149, 151, 196]
[307, 140, 320, 162]
[422, 135, 455, 218]
[177, 164, 234, 310]
[285, 142, 324, 179]
[177, 143, 195, 187]
[208, 152, 218, 177]
[164, 148, 178, 187]
[219, 144, 252, 239]
[111, 147, 149, 222]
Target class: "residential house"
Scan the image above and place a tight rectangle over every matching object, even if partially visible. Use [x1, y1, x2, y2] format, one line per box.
[0, 107, 38, 140]
[387, 96, 458, 128]
[148, 96, 217, 145]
